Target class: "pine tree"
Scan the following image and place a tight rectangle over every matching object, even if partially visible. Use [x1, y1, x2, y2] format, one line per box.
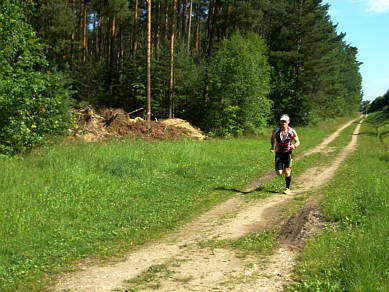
[169, 0, 177, 118]
[146, 0, 152, 126]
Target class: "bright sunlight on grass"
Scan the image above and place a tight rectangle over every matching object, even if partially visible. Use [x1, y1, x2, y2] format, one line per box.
[289, 110, 389, 291]
[0, 117, 356, 291]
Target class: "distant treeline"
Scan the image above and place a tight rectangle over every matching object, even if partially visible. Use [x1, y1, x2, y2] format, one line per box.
[1, 0, 363, 153]
[363, 90, 389, 113]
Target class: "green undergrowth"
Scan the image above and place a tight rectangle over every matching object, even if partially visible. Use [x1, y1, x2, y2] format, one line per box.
[288, 111, 389, 291]
[0, 117, 356, 291]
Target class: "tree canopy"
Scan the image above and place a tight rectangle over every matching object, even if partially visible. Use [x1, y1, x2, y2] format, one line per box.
[1, 0, 364, 153]
[207, 32, 272, 136]
[368, 90, 389, 113]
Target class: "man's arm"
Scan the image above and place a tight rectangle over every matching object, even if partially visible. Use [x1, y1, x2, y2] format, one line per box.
[292, 133, 300, 150]
[270, 130, 275, 153]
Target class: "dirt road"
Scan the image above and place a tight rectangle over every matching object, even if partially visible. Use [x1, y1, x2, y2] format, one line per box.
[54, 118, 363, 292]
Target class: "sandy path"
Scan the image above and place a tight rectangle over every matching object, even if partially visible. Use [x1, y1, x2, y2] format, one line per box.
[54, 118, 363, 292]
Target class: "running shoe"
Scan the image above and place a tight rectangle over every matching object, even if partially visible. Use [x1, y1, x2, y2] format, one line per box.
[283, 188, 291, 194]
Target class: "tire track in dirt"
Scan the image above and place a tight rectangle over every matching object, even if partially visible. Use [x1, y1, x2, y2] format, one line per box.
[235, 117, 365, 292]
[54, 118, 362, 292]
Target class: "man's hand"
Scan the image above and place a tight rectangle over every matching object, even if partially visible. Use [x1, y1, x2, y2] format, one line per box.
[270, 148, 274, 153]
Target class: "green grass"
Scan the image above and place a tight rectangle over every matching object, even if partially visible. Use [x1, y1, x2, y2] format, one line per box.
[365, 106, 389, 151]
[198, 229, 278, 258]
[123, 263, 174, 291]
[0, 117, 357, 291]
[288, 111, 389, 291]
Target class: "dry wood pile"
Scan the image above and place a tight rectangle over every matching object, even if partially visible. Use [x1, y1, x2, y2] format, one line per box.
[71, 106, 206, 142]
[160, 118, 206, 141]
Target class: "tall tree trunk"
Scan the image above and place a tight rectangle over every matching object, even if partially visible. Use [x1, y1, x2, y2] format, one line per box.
[194, 1, 200, 54]
[120, 30, 124, 68]
[95, 13, 99, 58]
[169, 0, 177, 118]
[216, 5, 223, 42]
[99, 15, 104, 62]
[110, 16, 116, 67]
[147, 0, 152, 127]
[182, 0, 187, 38]
[206, 0, 214, 39]
[155, 0, 161, 60]
[83, 1, 87, 63]
[71, 0, 75, 68]
[208, 0, 219, 57]
[107, 16, 111, 63]
[225, 2, 231, 39]
[92, 12, 96, 59]
[187, 0, 193, 51]
[132, 0, 138, 53]
[296, 0, 304, 77]
[164, 0, 169, 39]
[78, 0, 83, 63]
[176, 0, 181, 38]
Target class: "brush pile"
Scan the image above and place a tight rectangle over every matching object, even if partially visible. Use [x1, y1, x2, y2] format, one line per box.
[71, 106, 206, 142]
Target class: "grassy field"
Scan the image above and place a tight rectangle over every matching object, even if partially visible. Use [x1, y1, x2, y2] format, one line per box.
[289, 109, 389, 291]
[0, 117, 354, 291]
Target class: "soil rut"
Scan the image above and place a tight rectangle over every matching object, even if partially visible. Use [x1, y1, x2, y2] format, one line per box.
[54, 118, 363, 292]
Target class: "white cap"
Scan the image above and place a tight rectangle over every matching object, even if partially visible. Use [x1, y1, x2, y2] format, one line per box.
[280, 115, 290, 121]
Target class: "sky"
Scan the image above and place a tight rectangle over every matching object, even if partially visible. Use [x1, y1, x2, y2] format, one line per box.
[323, 0, 389, 101]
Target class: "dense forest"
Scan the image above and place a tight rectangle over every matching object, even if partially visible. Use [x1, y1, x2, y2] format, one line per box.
[1, 0, 363, 154]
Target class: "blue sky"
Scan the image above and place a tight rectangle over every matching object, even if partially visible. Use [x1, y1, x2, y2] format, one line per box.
[323, 0, 389, 101]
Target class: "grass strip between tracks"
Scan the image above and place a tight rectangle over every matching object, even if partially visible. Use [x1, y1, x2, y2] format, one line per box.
[288, 109, 389, 291]
[0, 117, 353, 291]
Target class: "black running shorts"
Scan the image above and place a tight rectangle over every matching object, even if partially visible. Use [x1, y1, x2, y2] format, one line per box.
[275, 152, 293, 171]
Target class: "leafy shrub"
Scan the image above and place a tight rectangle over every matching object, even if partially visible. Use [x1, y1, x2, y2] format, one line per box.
[207, 32, 272, 136]
[209, 105, 243, 137]
[0, 0, 73, 154]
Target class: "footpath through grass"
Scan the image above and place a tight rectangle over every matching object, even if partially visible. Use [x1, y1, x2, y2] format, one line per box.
[0, 117, 353, 291]
[289, 109, 389, 291]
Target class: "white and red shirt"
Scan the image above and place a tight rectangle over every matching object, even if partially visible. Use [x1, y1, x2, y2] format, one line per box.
[274, 126, 297, 153]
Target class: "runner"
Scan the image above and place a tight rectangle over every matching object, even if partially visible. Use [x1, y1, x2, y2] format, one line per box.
[270, 114, 300, 194]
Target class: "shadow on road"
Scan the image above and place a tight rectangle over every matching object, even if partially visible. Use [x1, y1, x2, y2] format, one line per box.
[214, 186, 280, 195]
[214, 187, 251, 195]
